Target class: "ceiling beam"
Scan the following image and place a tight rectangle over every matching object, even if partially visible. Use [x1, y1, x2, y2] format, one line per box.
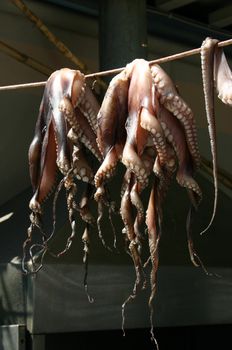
[156, 0, 196, 11]
[209, 5, 232, 28]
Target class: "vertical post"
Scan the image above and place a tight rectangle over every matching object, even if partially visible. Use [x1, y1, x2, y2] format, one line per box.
[99, 0, 147, 74]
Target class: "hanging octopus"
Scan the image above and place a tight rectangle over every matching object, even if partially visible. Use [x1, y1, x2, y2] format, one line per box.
[200, 37, 232, 235]
[214, 41, 232, 106]
[25, 39, 231, 346]
[25, 68, 102, 272]
[93, 58, 204, 340]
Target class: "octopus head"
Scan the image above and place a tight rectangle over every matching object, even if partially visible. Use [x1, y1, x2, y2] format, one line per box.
[71, 70, 86, 107]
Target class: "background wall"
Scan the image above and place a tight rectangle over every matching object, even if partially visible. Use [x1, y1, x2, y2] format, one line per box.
[0, 2, 231, 347]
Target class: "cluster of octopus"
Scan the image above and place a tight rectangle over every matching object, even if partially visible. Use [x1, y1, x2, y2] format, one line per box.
[25, 37, 232, 338]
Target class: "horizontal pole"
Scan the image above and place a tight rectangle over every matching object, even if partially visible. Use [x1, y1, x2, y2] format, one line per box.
[0, 38, 231, 91]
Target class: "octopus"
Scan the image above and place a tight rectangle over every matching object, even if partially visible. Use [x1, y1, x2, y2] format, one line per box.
[25, 68, 102, 273]
[93, 58, 203, 340]
[200, 37, 232, 235]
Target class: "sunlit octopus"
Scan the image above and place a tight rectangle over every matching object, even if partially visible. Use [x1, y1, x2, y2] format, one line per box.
[25, 68, 101, 272]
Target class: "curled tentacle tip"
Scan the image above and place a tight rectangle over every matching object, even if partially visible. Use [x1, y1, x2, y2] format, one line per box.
[29, 198, 42, 214]
[94, 186, 105, 201]
[84, 286, 95, 303]
[87, 295, 95, 303]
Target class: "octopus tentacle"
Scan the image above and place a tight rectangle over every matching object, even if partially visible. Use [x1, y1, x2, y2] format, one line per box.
[28, 96, 47, 191]
[96, 69, 128, 161]
[130, 180, 144, 223]
[122, 142, 148, 187]
[95, 69, 129, 203]
[130, 147, 156, 247]
[140, 107, 168, 168]
[51, 68, 101, 163]
[52, 107, 71, 175]
[158, 105, 202, 203]
[78, 185, 95, 225]
[140, 106, 176, 179]
[120, 173, 146, 332]
[120, 174, 145, 283]
[129, 177, 144, 252]
[82, 224, 95, 303]
[73, 104, 102, 161]
[200, 37, 219, 234]
[29, 120, 57, 213]
[79, 84, 100, 134]
[122, 59, 153, 187]
[55, 172, 77, 257]
[72, 145, 94, 185]
[151, 64, 201, 170]
[62, 98, 102, 162]
[214, 44, 232, 106]
[145, 180, 161, 346]
[186, 204, 215, 276]
[94, 146, 118, 201]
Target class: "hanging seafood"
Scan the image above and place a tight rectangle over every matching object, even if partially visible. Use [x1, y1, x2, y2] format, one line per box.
[200, 37, 232, 235]
[24, 38, 232, 345]
[24, 59, 203, 319]
[24, 68, 102, 272]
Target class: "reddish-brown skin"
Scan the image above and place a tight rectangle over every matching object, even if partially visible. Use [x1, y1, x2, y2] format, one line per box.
[200, 37, 219, 234]
[122, 59, 160, 187]
[214, 44, 232, 106]
[28, 68, 86, 213]
[94, 69, 129, 200]
[146, 182, 160, 306]
[158, 105, 202, 204]
[26, 68, 106, 274]
[151, 64, 201, 171]
[68, 106, 102, 162]
[120, 170, 146, 319]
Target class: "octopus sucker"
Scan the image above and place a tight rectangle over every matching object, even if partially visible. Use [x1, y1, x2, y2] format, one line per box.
[120, 176, 146, 327]
[200, 37, 219, 234]
[139, 107, 169, 168]
[72, 145, 94, 185]
[158, 105, 202, 203]
[150, 64, 201, 170]
[122, 142, 148, 186]
[78, 185, 95, 226]
[79, 84, 100, 134]
[68, 107, 102, 162]
[94, 147, 118, 201]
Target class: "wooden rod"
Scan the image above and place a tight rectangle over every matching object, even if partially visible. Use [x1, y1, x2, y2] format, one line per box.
[0, 37, 231, 91]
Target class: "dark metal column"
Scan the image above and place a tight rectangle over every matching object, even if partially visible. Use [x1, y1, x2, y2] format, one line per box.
[99, 0, 147, 73]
